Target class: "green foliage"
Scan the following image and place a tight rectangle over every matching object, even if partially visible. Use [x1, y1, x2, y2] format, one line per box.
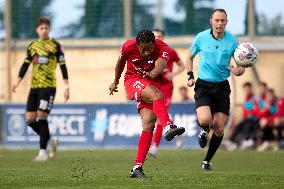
[131, 1, 154, 36]
[0, 9, 3, 30]
[175, 0, 213, 35]
[82, 0, 124, 37]
[258, 14, 284, 35]
[11, 0, 52, 39]
[64, 0, 153, 38]
[63, 0, 125, 38]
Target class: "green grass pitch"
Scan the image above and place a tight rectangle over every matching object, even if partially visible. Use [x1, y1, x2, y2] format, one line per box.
[0, 149, 284, 189]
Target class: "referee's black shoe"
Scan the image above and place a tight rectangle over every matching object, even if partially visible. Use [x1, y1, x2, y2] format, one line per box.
[201, 161, 212, 171]
[130, 166, 145, 178]
[199, 130, 208, 148]
[165, 124, 185, 141]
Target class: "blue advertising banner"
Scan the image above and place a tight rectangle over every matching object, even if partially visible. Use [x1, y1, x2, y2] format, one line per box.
[1, 103, 199, 148]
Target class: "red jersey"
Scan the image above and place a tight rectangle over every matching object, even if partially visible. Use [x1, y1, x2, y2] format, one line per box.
[120, 39, 171, 81]
[159, 48, 181, 107]
[257, 97, 284, 123]
[242, 94, 258, 120]
[160, 48, 180, 86]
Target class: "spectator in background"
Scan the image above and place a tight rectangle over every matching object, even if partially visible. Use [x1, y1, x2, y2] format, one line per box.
[253, 81, 268, 147]
[179, 86, 191, 103]
[257, 88, 284, 151]
[224, 82, 259, 150]
[255, 82, 268, 112]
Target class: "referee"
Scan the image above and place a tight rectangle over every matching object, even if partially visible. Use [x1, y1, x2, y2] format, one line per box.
[186, 9, 245, 170]
[12, 17, 69, 162]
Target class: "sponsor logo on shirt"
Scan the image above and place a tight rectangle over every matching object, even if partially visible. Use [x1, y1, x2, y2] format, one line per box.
[34, 55, 49, 64]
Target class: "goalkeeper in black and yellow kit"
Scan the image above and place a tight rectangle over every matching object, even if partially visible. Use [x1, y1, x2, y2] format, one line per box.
[12, 17, 70, 162]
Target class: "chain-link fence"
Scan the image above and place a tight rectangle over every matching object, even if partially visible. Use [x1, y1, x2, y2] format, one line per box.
[0, 0, 284, 40]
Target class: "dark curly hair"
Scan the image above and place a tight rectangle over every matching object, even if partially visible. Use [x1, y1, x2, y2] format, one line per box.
[136, 29, 155, 44]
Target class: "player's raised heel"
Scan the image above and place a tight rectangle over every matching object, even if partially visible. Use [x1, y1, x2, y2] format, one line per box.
[148, 145, 158, 157]
[199, 130, 208, 148]
[165, 125, 185, 141]
[130, 166, 146, 178]
[49, 137, 60, 159]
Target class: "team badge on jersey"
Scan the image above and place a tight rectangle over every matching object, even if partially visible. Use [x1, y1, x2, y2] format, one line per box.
[162, 52, 169, 58]
[45, 44, 52, 52]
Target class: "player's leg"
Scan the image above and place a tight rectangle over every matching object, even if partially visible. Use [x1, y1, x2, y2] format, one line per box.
[33, 110, 50, 162]
[26, 89, 40, 135]
[274, 117, 284, 143]
[26, 112, 40, 134]
[196, 106, 212, 148]
[240, 119, 256, 150]
[130, 108, 156, 178]
[202, 112, 227, 170]
[34, 88, 56, 162]
[194, 79, 212, 148]
[141, 85, 185, 141]
[25, 89, 47, 162]
[257, 118, 271, 151]
[149, 86, 173, 156]
[149, 119, 163, 157]
[201, 80, 230, 170]
[229, 120, 247, 145]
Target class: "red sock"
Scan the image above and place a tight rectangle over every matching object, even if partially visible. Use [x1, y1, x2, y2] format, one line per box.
[153, 99, 172, 128]
[152, 123, 163, 147]
[134, 131, 153, 165]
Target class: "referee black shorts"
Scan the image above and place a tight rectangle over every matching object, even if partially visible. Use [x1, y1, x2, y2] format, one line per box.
[26, 88, 56, 113]
[194, 78, 231, 116]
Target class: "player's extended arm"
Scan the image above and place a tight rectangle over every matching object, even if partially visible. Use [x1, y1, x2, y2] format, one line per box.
[109, 58, 126, 95]
[185, 51, 195, 87]
[145, 58, 167, 79]
[172, 60, 185, 77]
[164, 59, 185, 81]
[60, 64, 70, 103]
[12, 62, 30, 92]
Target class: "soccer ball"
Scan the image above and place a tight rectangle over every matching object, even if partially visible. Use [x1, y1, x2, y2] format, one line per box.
[233, 43, 258, 67]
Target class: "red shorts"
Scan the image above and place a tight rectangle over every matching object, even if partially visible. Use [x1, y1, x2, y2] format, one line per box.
[160, 83, 173, 109]
[124, 77, 160, 111]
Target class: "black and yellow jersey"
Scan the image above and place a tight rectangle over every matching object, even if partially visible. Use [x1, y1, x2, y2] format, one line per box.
[24, 38, 65, 88]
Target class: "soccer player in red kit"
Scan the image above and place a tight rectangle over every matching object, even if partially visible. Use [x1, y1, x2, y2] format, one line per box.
[149, 29, 185, 156]
[257, 89, 284, 150]
[109, 29, 185, 178]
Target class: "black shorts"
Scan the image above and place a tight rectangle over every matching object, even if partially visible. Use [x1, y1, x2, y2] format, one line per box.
[26, 88, 56, 113]
[194, 78, 231, 115]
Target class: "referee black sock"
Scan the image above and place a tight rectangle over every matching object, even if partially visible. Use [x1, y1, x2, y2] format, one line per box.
[38, 119, 51, 150]
[197, 120, 209, 132]
[27, 121, 40, 135]
[204, 133, 223, 162]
